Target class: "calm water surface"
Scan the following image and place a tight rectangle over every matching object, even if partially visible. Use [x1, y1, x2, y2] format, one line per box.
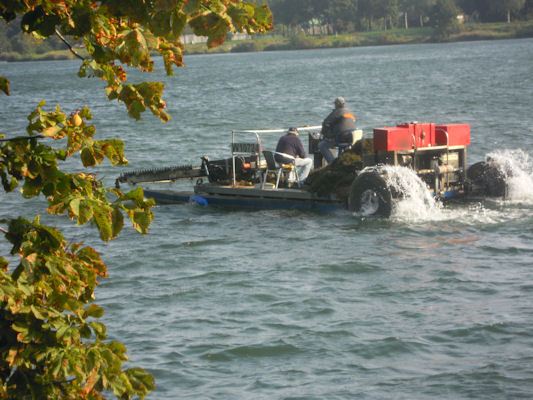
[1, 39, 533, 399]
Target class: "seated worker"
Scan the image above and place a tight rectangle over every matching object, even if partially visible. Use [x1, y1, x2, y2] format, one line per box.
[319, 96, 356, 164]
[275, 127, 313, 185]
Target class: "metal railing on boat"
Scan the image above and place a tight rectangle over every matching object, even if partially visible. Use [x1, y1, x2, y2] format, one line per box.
[230, 126, 321, 187]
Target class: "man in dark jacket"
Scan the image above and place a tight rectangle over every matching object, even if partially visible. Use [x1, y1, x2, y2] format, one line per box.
[319, 96, 356, 163]
[275, 127, 313, 184]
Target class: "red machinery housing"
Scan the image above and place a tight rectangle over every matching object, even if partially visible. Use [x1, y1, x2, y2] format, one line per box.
[373, 122, 470, 151]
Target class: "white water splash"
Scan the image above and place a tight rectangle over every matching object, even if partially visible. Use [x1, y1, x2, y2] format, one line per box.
[377, 150, 533, 224]
[486, 149, 533, 204]
[381, 165, 444, 221]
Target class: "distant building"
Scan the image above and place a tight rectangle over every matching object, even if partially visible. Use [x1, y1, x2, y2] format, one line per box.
[181, 34, 207, 44]
[228, 32, 251, 41]
[180, 32, 251, 44]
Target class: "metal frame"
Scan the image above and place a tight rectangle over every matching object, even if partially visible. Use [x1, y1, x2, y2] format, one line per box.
[260, 151, 300, 190]
[230, 126, 321, 187]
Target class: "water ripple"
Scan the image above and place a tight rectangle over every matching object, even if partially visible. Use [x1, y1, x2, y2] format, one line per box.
[3, 39, 533, 400]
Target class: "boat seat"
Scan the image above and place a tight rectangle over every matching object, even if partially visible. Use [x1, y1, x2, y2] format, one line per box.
[336, 129, 363, 156]
[261, 150, 300, 189]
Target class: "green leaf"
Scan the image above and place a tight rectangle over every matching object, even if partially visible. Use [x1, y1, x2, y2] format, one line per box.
[127, 367, 156, 397]
[21, 177, 43, 198]
[93, 207, 112, 242]
[80, 324, 92, 339]
[129, 100, 146, 120]
[69, 198, 81, 217]
[86, 349, 98, 371]
[21, 8, 44, 32]
[121, 187, 144, 204]
[89, 321, 107, 340]
[66, 297, 86, 318]
[27, 158, 41, 179]
[12, 320, 29, 334]
[170, 10, 186, 39]
[31, 305, 47, 320]
[86, 304, 105, 319]
[206, 19, 230, 48]
[37, 224, 63, 251]
[111, 207, 124, 238]
[184, 0, 199, 14]
[130, 209, 153, 234]
[6, 217, 32, 254]
[101, 347, 120, 370]
[0, 76, 10, 95]
[150, 11, 171, 38]
[50, 352, 64, 377]
[55, 148, 68, 161]
[108, 341, 127, 358]
[21, 7, 61, 38]
[80, 147, 96, 167]
[78, 200, 94, 225]
[97, 139, 127, 166]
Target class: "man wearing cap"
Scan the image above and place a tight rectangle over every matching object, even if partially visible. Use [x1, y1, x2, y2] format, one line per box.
[275, 127, 313, 185]
[319, 96, 356, 164]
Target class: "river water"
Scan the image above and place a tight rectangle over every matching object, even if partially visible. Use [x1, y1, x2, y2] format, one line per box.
[1, 38, 533, 399]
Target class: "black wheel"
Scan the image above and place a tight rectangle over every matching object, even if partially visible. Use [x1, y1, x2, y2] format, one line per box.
[467, 161, 506, 197]
[348, 172, 392, 217]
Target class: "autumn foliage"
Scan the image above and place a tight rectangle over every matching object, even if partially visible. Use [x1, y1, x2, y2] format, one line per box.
[0, 1, 272, 398]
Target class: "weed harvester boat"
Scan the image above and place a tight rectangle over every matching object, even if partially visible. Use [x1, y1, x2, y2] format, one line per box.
[115, 122, 508, 216]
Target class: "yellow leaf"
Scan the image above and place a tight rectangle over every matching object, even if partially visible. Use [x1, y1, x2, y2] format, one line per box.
[42, 125, 63, 138]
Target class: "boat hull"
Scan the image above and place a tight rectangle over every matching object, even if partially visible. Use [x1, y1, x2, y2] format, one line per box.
[143, 184, 343, 211]
[143, 189, 194, 205]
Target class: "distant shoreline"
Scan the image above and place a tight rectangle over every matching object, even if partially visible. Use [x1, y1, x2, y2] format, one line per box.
[2, 21, 532, 62]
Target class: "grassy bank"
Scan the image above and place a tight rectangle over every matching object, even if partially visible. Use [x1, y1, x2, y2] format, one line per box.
[448, 20, 533, 41]
[0, 50, 81, 62]
[2, 21, 532, 62]
[183, 27, 432, 55]
[184, 21, 533, 55]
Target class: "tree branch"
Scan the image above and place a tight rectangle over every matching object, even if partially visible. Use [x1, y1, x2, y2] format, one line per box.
[55, 29, 86, 61]
[0, 135, 44, 142]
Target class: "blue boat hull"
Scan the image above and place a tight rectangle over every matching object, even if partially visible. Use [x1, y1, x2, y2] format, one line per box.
[143, 184, 343, 211]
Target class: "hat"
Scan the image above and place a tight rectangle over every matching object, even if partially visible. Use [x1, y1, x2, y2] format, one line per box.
[334, 96, 345, 106]
[288, 127, 298, 134]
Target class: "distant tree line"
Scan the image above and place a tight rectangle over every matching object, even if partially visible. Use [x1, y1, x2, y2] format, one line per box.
[0, 16, 67, 55]
[262, 0, 532, 35]
[1, 0, 532, 58]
